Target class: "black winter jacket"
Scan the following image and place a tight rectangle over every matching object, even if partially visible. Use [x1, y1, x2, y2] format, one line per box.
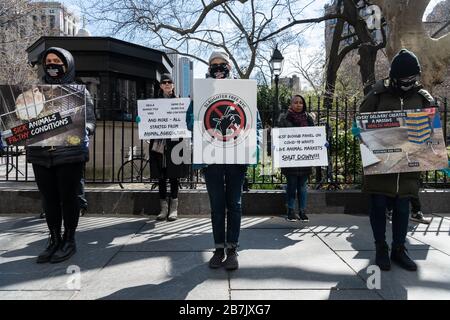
[149, 91, 188, 179]
[27, 47, 96, 167]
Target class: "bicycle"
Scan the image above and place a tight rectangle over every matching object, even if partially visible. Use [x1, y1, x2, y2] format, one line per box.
[117, 142, 198, 190]
[117, 143, 156, 189]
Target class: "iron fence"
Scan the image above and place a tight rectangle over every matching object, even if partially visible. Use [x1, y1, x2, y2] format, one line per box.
[1, 95, 448, 189]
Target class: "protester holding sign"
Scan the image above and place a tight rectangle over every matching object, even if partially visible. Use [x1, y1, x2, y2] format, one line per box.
[186, 51, 262, 271]
[28, 47, 96, 264]
[358, 49, 435, 272]
[150, 73, 188, 222]
[278, 95, 315, 222]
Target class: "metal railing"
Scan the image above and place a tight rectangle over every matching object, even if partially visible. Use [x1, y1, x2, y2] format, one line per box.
[1, 95, 448, 189]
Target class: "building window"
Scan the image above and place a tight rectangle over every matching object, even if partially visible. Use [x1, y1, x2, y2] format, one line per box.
[49, 15, 56, 29]
[41, 15, 47, 26]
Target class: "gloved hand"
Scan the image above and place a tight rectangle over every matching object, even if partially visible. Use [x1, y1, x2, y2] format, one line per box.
[351, 120, 361, 139]
[136, 115, 141, 124]
[324, 141, 330, 148]
[440, 160, 450, 177]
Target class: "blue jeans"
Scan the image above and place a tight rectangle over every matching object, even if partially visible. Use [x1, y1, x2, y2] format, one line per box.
[204, 164, 247, 249]
[286, 175, 308, 210]
[369, 194, 410, 246]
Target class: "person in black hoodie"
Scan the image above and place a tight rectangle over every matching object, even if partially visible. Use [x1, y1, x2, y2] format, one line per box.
[150, 73, 187, 222]
[28, 47, 96, 263]
[278, 94, 314, 222]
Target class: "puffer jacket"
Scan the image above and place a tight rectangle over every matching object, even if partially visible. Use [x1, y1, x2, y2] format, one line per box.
[359, 78, 435, 198]
[26, 47, 96, 167]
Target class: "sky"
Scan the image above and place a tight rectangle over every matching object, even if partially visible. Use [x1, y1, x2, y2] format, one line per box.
[58, 0, 442, 87]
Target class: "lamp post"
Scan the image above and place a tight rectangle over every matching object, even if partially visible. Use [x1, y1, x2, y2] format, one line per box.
[270, 45, 284, 128]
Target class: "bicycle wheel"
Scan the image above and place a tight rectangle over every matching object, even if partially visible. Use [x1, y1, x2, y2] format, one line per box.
[117, 158, 151, 189]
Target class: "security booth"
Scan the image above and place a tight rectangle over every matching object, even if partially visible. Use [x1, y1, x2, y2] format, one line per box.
[27, 36, 173, 181]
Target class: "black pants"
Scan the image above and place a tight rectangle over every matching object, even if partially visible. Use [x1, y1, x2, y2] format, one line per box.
[410, 197, 421, 213]
[78, 163, 88, 209]
[158, 178, 179, 199]
[33, 162, 84, 233]
[386, 197, 421, 213]
[370, 195, 410, 246]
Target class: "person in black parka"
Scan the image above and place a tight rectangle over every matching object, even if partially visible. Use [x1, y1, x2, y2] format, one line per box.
[28, 47, 96, 264]
[150, 73, 188, 222]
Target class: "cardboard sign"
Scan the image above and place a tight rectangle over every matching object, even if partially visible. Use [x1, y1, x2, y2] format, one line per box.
[356, 108, 448, 175]
[0, 85, 86, 147]
[272, 126, 329, 168]
[137, 98, 191, 139]
[193, 79, 257, 164]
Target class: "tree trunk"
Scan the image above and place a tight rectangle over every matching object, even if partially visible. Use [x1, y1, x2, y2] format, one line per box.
[372, 0, 450, 90]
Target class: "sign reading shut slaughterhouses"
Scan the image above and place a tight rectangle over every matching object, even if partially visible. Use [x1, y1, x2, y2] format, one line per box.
[137, 98, 191, 140]
[193, 79, 257, 164]
[272, 126, 329, 168]
[0, 85, 86, 147]
[356, 108, 448, 175]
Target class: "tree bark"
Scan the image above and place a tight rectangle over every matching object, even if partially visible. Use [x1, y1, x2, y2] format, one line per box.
[371, 0, 450, 90]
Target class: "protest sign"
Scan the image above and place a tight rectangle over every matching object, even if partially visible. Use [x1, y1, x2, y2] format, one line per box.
[0, 85, 86, 147]
[193, 79, 257, 164]
[137, 98, 191, 140]
[356, 108, 448, 175]
[272, 126, 328, 168]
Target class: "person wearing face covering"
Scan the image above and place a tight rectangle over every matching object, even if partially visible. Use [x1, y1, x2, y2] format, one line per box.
[27, 47, 96, 264]
[359, 49, 436, 272]
[186, 51, 262, 271]
[150, 73, 187, 222]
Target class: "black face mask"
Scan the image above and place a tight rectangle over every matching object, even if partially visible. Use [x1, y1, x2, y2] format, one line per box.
[209, 63, 230, 79]
[392, 75, 418, 92]
[45, 64, 65, 78]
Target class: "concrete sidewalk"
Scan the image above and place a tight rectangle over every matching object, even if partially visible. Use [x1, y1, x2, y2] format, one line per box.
[0, 213, 449, 300]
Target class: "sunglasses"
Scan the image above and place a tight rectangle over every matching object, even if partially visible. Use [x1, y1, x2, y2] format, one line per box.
[210, 63, 228, 68]
[161, 81, 173, 84]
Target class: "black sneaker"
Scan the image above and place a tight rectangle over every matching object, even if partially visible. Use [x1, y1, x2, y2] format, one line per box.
[80, 208, 87, 217]
[39, 212, 46, 219]
[375, 241, 391, 271]
[386, 209, 393, 221]
[209, 249, 225, 269]
[410, 211, 430, 225]
[299, 210, 309, 222]
[391, 244, 417, 271]
[286, 208, 297, 222]
[223, 248, 239, 271]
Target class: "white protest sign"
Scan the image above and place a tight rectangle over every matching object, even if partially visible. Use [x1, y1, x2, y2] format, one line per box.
[137, 98, 191, 140]
[272, 126, 328, 168]
[193, 79, 257, 164]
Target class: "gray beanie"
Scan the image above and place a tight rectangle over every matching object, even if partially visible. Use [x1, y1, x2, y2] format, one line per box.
[208, 51, 230, 64]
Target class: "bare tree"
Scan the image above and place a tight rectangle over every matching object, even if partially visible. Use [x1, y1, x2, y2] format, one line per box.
[291, 40, 325, 95]
[83, 0, 345, 79]
[372, 0, 450, 90]
[0, 0, 44, 85]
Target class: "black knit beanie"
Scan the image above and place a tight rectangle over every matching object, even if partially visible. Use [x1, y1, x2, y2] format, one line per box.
[389, 49, 421, 79]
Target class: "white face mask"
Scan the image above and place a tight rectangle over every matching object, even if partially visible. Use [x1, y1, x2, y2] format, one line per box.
[15, 88, 45, 121]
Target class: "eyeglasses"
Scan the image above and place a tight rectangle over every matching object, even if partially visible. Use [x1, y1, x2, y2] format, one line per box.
[161, 81, 173, 84]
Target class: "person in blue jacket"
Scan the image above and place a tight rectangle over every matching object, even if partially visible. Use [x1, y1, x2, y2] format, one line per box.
[186, 50, 262, 270]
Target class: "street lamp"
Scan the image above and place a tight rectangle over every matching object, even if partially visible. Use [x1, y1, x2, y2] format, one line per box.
[270, 45, 284, 127]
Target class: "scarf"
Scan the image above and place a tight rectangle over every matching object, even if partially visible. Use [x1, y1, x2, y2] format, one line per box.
[286, 110, 309, 127]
